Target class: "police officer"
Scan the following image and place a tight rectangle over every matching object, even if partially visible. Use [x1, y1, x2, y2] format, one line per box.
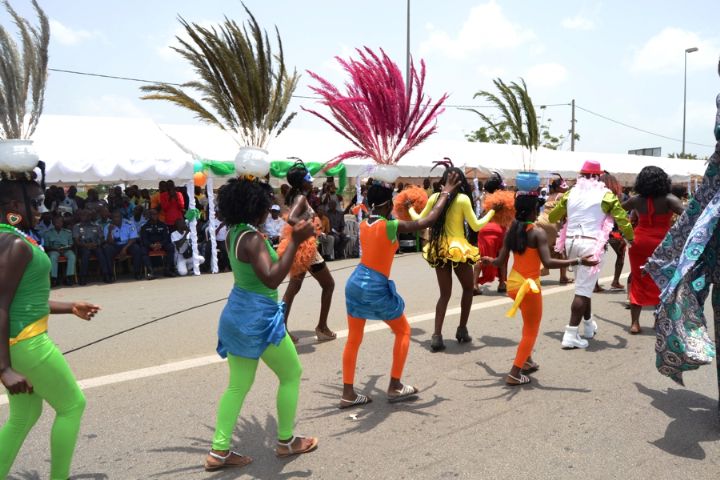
[141, 209, 177, 277]
[73, 209, 112, 284]
[104, 210, 154, 280]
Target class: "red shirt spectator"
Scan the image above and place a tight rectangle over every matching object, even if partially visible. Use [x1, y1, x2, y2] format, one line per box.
[160, 188, 185, 227]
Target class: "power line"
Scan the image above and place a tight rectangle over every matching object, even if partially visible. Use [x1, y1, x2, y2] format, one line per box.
[575, 103, 714, 148]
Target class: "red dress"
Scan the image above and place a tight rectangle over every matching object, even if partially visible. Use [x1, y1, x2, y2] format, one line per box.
[629, 199, 672, 306]
[477, 222, 506, 285]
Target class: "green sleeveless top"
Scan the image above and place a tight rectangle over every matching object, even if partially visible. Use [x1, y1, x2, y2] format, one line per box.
[1, 227, 51, 337]
[228, 224, 278, 300]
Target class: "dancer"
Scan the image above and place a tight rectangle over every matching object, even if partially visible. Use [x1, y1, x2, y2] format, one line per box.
[548, 161, 633, 349]
[482, 192, 597, 385]
[474, 188, 515, 295]
[410, 162, 495, 352]
[600, 172, 627, 292]
[0, 167, 100, 480]
[278, 161, 336, 343]
[535, 174, 572, 285]
[622, 166, 683, 334]
[341, 173, 461, 408]
[205, 177, 318, 472]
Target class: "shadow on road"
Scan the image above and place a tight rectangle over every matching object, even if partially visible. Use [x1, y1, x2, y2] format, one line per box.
[147, 416, 313, 479]
[595, 314, 656, 337]
[305, 374, 448, 436]
[8, 473, 108, 480]
[635, 383, 720, 460]
[543, 331, 628, 351]
[455, 361, 591, 402]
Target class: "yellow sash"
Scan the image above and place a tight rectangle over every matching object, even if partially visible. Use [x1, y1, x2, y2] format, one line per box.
[9, 316, 48, 347]
[505, 270, 540, 318]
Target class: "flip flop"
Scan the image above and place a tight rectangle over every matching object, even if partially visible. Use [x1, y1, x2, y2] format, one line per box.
[559, 278, 574, 285]
[339, 394, 372, 410]
[388, 385, 419, 403]
[315, 327, 337, 342]
[275, 436, 319, 458]
[521, 361, 540, 374]
[204, 451, 253, 472]
[506, 373, 531, 386]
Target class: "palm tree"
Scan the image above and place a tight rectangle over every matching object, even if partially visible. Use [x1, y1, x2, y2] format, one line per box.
[0, 0, 49, 140]
[140, 4, 299, 149]
[466, 78, 539, 171]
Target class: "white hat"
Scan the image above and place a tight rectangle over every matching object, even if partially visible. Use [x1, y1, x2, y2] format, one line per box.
[270, 205, 281, 211]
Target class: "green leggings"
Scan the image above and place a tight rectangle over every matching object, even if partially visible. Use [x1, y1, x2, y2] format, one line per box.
[0, 334, 86, 480]
[212, 334, 302, 450]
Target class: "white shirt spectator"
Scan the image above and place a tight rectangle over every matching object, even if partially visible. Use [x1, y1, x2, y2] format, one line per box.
[263, 216, 286, 238]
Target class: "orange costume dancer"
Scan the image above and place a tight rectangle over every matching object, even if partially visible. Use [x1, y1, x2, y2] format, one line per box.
[340, 176, 460, 408]
[482, 193, 597, 386]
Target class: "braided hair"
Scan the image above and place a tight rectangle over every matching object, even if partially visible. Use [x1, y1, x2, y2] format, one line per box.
[427, 159, 472, 263]
[506, 194, 540, 254]
[285, 158, 309, 206]
[218, 177, 273, 226]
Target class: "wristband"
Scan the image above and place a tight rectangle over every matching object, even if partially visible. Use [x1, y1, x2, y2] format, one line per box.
[440, 192, 450, 197]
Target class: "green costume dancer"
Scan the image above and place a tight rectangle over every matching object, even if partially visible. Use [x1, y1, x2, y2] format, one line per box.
[204, 177, 319, 472]
[0, 174, 100, 479]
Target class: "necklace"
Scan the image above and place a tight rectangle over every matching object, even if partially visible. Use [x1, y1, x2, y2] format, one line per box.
[0, 223, 41, 248]
[238, 223, 259, 232]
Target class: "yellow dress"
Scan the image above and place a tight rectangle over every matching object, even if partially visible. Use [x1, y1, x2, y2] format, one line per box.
[411, 193, 494, 267]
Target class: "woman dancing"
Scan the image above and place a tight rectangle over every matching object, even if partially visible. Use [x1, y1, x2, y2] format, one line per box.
[622, 166, 683, 334]
[279, 161, 336, 343]
[474, 188, 515, 295]
[410, 162, 495, 352]
[0, 167, 100, 479]
[599, 172, 628, 292]
[205, 177, 318, 471]
[535, 174, 573, 285]
[341, 173, 461, 408]
[482, 192, 597, 385]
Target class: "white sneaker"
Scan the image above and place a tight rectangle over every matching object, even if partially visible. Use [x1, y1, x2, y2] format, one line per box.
[561, 326, 589, 349]
[582, 317, 598, 339]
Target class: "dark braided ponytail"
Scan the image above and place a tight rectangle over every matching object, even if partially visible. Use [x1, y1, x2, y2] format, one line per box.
[427, 160, 472, 263]
[506, 194, 540, 254]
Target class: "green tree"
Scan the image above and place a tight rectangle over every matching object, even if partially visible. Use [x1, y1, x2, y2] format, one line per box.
[466, 116, 579, 150]
[668, 152, 698, 159]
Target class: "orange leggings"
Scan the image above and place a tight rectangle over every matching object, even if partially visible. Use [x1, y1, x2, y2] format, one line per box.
[342, 314, 411, 384]
[508, 289, 543, 369]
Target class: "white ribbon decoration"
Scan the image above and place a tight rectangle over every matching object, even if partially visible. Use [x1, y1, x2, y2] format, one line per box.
[185, 181, 201, 275]
[206, 175, 218, 273]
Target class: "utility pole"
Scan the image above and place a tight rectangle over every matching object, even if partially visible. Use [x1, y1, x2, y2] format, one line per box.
[405, 0, 411, 94]
[570, 99, 576, 151]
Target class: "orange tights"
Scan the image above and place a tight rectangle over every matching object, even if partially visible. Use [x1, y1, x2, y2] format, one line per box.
[342, 314, 411, 384]
[508, 289, 543, 369]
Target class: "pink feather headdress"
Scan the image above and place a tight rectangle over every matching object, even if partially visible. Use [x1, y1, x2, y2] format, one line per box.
[304, 47, 448, 170]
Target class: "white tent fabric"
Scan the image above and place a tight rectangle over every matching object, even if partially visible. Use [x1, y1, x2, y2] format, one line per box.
[33, 115, 194, 186]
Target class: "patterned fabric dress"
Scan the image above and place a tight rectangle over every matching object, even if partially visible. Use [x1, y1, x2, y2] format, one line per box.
[645, 142, 719, 407]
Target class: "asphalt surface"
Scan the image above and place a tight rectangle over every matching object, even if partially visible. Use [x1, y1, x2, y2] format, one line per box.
[1, 252, 718, 479]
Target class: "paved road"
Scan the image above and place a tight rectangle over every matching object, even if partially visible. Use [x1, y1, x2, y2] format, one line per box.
[1, 253, 718, 479]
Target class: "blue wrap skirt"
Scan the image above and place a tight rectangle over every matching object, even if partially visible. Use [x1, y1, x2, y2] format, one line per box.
[217, 286, 287, 359]
[345, 264, 405, 321]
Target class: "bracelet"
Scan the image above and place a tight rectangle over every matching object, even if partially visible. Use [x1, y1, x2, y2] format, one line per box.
[439, 192, 450, 197]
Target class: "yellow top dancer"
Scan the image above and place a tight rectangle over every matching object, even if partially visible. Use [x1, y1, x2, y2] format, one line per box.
[410, 160, 494, 352]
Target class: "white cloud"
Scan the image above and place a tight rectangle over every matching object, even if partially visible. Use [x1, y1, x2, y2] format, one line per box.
[475, 65, 507, 79]
[631, 28, 719, 74]
[419, 1, 535, 59]
[524, 63, 568, 88]
[78, 95, 146, 117]
[562, 15, 595, 31]
[50, 19, 99, 46]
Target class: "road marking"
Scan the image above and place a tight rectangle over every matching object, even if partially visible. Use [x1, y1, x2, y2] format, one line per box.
[0, 273, 628, 406]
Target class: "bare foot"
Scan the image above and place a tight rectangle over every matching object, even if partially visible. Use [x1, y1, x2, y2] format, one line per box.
[629, 323, 641, 334]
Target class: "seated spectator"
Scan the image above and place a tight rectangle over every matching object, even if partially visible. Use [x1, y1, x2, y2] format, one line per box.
[262, 204, 285, 247]
[96, 206, 112, 229]
[160, 180, 185, 230]
[35, 211, 53, 237]
[171, 218, 205, 276]
[73, 209, 113, 284]
[327, 199, 348, 260]
[43, 216, 76, 287]
[139, 188, 152, 210]
[151, 181, 167, 223]
[103, 210, 154, 280]
[53, 188, 78, 216]
[84, 188, 108, 212]
[131, 205, 147, 233]
[316, 206, 335, 260]
[140, 209, 177, 277]
[67, 186, 85, 210]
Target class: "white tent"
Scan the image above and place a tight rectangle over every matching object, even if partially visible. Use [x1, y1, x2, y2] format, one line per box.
[34, 115, 194, 186]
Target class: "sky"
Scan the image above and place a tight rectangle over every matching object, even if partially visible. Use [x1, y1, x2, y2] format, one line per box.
[3, 0, 719, 157]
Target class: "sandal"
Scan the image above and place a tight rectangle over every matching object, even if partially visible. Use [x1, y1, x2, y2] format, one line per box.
[276, 435, 319, 458]
[506, 373, 531, 386]
[315, 327, 337, 342]
[455, 326, 472, 343]
[521, 361, 540, 374]
[204, 450, 252, 472]
[339, 394, 372, 410]
[388, 384, 419, 403]
[559, 278, 574, 285]
[497, 285, 507, 293]
[430, 334, 446, 352]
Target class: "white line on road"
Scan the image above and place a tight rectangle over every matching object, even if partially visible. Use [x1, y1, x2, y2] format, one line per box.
[0, 273, 628, 406]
